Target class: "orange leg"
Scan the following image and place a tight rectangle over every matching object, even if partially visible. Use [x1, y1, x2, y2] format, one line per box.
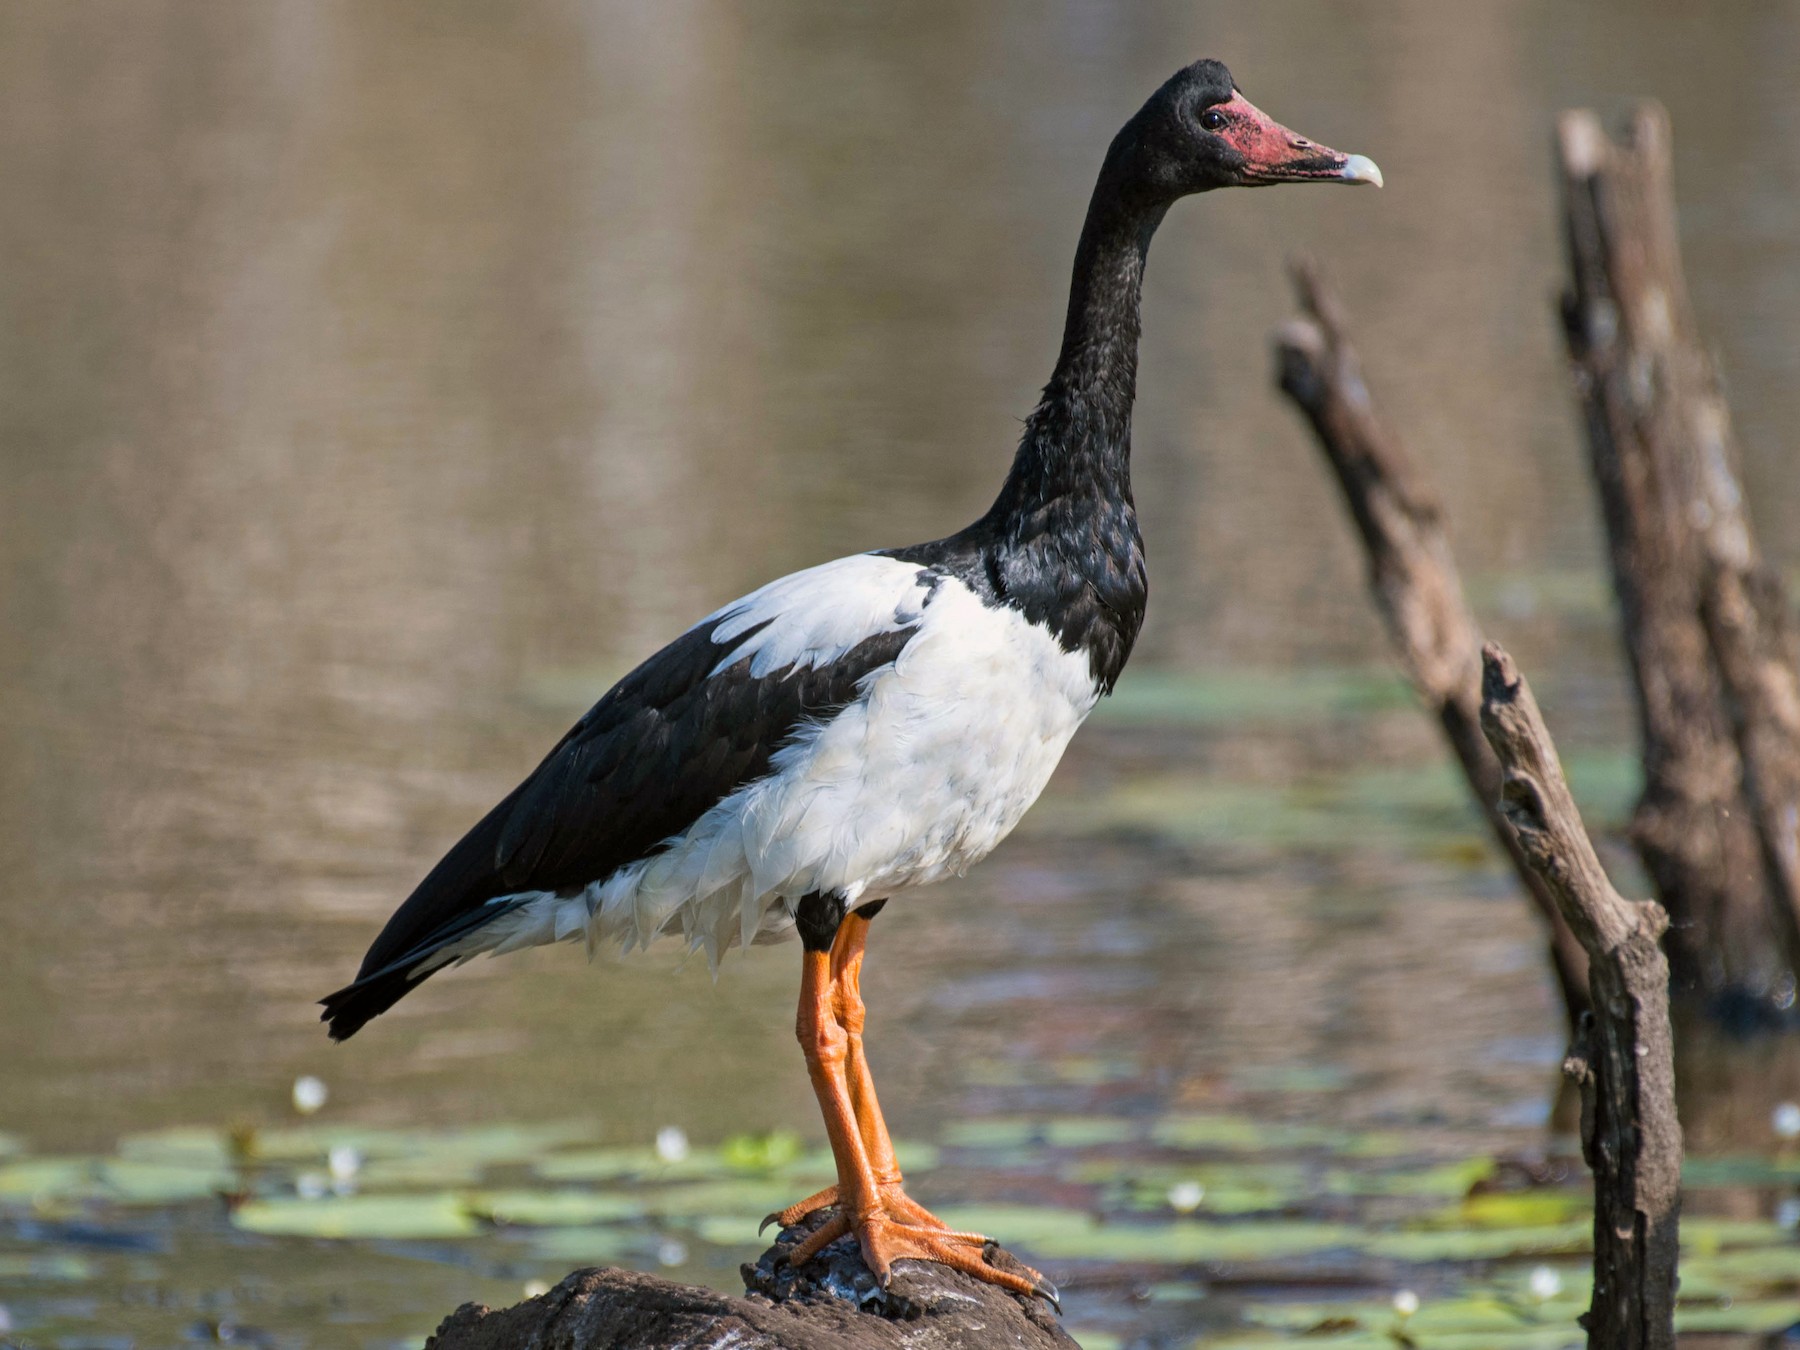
[775, 907, 1054, 1303]
[768, 911, 941, 1229]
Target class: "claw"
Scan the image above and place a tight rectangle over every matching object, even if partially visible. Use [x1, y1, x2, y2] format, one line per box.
[759, 1211, 780, 1236]
[786, 1210, 852, 1267]
[1034, 1275, 1062, 1313]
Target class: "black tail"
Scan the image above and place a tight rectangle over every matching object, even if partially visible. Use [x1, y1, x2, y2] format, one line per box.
[319, 777, 539, 1041]
[320, 895, 531, 1040]
[320, 964, 431, 1042]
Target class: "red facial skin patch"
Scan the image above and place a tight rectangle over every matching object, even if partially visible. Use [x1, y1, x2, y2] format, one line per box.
[1211, 90, 1350, 181]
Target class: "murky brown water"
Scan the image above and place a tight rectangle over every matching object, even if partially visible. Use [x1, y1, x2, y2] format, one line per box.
[4, 3, 1800, 1346]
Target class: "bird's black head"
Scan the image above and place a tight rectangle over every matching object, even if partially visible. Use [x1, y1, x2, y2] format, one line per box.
[1107, 58, 1382, 202]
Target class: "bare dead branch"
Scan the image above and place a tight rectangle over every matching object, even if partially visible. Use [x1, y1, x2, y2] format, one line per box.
[1480, 643, 1680, 1350]
[1274, 260, 1590, 1020]
[1557, 104, 1789, 998]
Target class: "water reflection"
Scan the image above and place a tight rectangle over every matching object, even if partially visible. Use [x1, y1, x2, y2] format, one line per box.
[3, 2, 1800, 1345]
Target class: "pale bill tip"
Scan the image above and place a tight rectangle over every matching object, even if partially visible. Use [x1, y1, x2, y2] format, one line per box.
[1340, 154, 1384, 188]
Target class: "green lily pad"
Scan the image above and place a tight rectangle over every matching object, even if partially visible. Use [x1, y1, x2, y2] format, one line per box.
[0, 1252, 96, 1281]
[1326, 1157, 1498, 1198]
[232, 1193, 479, 1239]
[720, 1132, 804, 1172]
[535, 1146, 664, 1182]
[1149, 1114, 1344, 1153]
[932, 1206, 1363, 1264]
[1072, 1161, 1312, 1215]
[465, 1189, 645, 1227]
[115, 1126, 237, 1169]
[693, 1214, 772, 1248]
[251, 1122, 591, 1171]
[1673, 1298, 1800, 1333]
[0, 1157, 91, 1201]
[1679, 1245, 1800, 1297]
[1366, 1222, 1593, 1262]
[1681, 1154, 1800, 1187]
[98, 1159, 236, 1204]
[526, 1224, 648, 1262]
[1681, 1219, 1792, 1253]
[1425, 1191, 1588, 1230]
[649, 1179, 799, 1221]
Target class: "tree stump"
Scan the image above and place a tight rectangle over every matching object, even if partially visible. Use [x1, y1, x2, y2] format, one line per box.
[1556, 103, 1792, 1004]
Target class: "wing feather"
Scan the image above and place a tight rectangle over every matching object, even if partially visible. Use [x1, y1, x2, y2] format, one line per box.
[321, 554, 938, 1039]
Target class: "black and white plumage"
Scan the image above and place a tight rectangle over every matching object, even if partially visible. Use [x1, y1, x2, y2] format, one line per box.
[321, 58, 1380, 1043]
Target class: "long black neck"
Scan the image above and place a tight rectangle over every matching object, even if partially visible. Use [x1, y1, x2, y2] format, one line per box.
[884, 143, 1166, 692]
[985, 178, 1167, 529]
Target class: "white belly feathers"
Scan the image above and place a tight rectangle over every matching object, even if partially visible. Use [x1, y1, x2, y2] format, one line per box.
[438, 562, 1101, 973]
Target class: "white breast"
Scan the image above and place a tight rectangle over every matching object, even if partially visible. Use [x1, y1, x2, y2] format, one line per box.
[453, 574, 1101, 970]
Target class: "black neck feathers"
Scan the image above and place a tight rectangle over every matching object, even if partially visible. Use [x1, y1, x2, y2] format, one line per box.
[887, 132, 1168, 693]
[991, 147, 1168, 529]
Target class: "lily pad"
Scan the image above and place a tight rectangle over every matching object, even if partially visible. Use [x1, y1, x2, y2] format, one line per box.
[649, 1179, 800, 1221]
[932, 1206, 1363, 1264]
[693, 1214, 773, 1248]
[1150, 1114, 1344, 1153]
[0, 1252, 96, 1281]
[534, 1146, 664, 1182]
[1681, 1218, 1793, 1253]
[1673, 1298, 1800, 1334]
[1425, 1191, 1589, 1230]
[720, 1132, 805, 1172]
[231, 1193, 479, 1239]
[1680, 1154, 1800, 1187]
[465, 1189, 645, 1227]
[97, 1159, 236, 1204]
[1326, 1157, 1498, 1198]
[1365, 1222, 1593, 1263]
[1072, 1161, 1312, 1215]
[0, 1157, 92, 1202]
[115, 1126, 237, 1169]
[1679, 1245, 1800, 1297]
[526, 1224, 649, 1263]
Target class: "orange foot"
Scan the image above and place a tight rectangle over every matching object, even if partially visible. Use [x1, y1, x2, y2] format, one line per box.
[762, 1181, 945, 1234]
[777, 1195, 1057, 1306]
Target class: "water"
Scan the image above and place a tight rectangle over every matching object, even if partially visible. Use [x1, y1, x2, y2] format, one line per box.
[4, 3, 1800, 1346]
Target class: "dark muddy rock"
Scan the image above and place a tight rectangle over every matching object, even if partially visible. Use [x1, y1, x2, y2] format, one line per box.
[426, 1213, 1072, 1350]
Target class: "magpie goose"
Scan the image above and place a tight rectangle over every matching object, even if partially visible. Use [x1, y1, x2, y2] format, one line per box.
[321, 59, 1379, 1300]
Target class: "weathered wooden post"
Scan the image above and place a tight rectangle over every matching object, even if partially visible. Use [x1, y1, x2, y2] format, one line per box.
[1480, 643, 1680, 1350]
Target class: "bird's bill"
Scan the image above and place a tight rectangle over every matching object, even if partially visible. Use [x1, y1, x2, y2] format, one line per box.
[1218, 90, 1383, 187]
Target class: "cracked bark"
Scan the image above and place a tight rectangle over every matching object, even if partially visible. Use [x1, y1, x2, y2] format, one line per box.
[1556, 103, 1790, 1002]
[1481, 643, 1680, 1350]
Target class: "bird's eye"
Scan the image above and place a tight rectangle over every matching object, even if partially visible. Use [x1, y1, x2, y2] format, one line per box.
[1199, 108, 1228, 132]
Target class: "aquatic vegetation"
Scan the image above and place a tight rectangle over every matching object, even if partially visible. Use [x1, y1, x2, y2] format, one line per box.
[8, 1109, 1795, 1347]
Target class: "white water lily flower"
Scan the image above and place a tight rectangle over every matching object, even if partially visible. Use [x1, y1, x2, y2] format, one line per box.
[655, 1125, 690, 1163]
[291, 1076, 328, 1115]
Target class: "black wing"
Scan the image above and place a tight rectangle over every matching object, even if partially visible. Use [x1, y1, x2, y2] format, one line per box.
[320, 612, 918, 1040]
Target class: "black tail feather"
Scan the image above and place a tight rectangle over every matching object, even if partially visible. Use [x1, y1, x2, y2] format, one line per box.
[320, 897, 530, 1041]
[320, 964, 432, 1042]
